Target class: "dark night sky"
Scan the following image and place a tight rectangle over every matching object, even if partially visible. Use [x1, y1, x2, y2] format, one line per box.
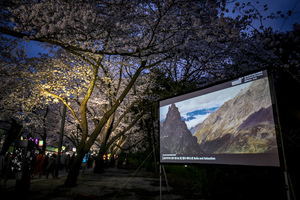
[227, 0, 300, 32]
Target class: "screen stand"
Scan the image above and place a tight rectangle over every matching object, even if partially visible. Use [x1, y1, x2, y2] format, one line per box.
[271, 73, 296, 200]
[160, 165, 170, 200]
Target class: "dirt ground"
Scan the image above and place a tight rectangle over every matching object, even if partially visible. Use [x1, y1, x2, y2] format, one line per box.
[2, 168, 190, 200]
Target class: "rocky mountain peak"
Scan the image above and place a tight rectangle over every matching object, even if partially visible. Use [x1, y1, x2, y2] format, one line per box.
[193, 78, 277, 154]
[160, 103, 204, 154]
[166, 103, 181, 122]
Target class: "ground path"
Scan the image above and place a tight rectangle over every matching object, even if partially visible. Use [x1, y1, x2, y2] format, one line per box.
[2, 167, 183, 200]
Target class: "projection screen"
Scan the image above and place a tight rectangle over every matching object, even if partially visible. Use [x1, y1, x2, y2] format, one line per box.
[159, 70, 280, 166]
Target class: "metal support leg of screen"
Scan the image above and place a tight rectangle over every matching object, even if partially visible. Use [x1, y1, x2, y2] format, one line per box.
[271, 73, 296, 200]
[160, 165, 170, 200]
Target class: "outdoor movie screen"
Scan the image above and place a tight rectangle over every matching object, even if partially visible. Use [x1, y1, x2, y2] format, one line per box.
[159, 70, 280, 167]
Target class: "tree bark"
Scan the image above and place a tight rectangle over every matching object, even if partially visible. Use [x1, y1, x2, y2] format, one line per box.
[64, 149, 86, 186]
[93, 152, 104, 174]
[42, 106, 49, 154]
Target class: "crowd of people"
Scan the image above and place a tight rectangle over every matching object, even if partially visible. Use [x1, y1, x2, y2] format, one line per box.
[0, 151, 76, 183]
[31, 151, 76, 179]
[1, 150, 130, 187]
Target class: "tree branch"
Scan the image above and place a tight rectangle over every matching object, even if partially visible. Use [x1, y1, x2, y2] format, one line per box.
[106, 109, 146, 150]
[0, 27, 143, 57]
[40, 88, 80, 122]
[85, 60, 147, 149]
[79, 64, 99, 148]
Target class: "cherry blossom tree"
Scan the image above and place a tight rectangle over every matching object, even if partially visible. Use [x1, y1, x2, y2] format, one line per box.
[0, 0, 221, 185]
[0, 35, 48, 154]
[259, 24, 300, 82]
[0, 32, 153, 176]
[152, 1, 300, 100]
[2, 0, 291, 185]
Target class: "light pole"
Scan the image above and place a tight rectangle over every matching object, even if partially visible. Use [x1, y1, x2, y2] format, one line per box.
[55, 101, 67, 178]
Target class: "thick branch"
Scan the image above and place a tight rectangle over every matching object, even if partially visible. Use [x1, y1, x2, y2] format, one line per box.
[106, 109, 146, 150]
[0, 27, 141, 57]
[40, 88, 80, 122]
[85, 60, 147, 149]
[79, 65, 99, 146]
[112, 100, 139, 132]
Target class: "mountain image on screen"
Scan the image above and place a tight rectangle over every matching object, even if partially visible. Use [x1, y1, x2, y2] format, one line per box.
[160, 103, 205, 154]
[194, 78, 278, 154]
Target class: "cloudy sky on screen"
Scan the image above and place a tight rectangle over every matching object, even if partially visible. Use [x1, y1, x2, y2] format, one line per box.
[160, 81, 253, 129]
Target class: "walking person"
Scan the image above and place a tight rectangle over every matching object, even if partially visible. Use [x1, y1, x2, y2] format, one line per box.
[60, 152, 67, 171]
[65, 154, 70, 172]
[32, 151, 45, 178]
[0, 153, 5, 189]
[43, 153, 49, 175]
[69, 154, 75, 171]
[45, 154, 57, 179]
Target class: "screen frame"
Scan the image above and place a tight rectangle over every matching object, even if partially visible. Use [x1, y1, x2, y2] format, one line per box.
[158, 68, 282, 167]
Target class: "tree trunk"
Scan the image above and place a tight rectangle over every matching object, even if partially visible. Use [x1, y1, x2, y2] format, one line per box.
[64, 150, 86, 186]
[93, 146, 106, 174]
[93, 153, 104, 174]
[42, 106, 49, 154]
[40, 125, 47, 154]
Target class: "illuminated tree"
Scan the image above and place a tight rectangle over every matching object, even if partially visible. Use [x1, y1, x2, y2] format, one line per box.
[0, 35, 44, 154]
[1, 0, 290, 185]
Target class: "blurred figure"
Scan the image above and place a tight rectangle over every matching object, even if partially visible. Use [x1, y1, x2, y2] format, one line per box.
[60, 152, 67, 171]
[0, 153, 5, 189]
[43, 153, 49, 175]
[32, 151, 45, 178]
[45, 154, 57, 179]
[65, 154, 70, 172]
[0, 153, 5, 175]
